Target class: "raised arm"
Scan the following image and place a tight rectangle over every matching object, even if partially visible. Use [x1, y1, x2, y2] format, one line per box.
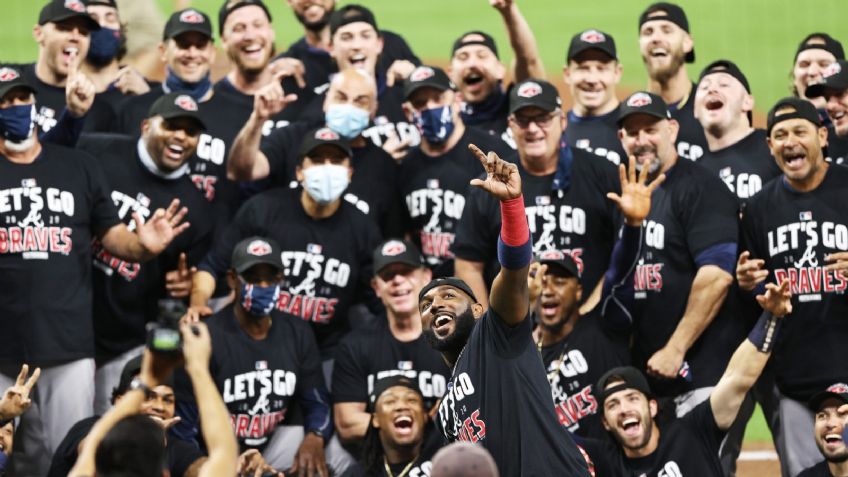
[468, 144, 528, 326]
[710, 280, 792, 430]
[491, 0, 545, 81]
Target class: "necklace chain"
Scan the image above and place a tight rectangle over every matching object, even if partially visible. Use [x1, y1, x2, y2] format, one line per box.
[384, 455, 417, 477]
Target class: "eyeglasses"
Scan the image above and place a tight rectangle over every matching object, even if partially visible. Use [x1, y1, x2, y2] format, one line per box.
[510, 111, 558, 129]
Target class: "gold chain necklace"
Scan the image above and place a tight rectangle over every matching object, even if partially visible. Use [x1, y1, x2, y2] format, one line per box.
[383, 455, 418, 477]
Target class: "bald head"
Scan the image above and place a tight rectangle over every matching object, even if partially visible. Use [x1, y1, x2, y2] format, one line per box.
[431, 442, 499, 477]
[324, 68, 378, 117]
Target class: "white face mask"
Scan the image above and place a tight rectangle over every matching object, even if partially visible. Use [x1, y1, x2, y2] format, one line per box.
[302, 164, 350, 205]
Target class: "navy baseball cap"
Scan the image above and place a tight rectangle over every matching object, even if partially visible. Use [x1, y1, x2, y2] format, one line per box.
[163, 8, 213, 41]
[419, 277, 478, 304]
[369, 375, 423, 411]
[639, 2, 694, 63]
[536, 249, 581, 282]
[298, 127, 353, 161]
[595, 366, 653, 405]
[147, 93, 207, 130]
[452, 31, 499, 59]
[806, 60, 848, 98]
[509, 79, 561, 115]
[699, 60, 753, 125]
[567, 29, 617, 62]
[766, 97, 822, 135]
[231, 236, 284, 274]
[82, 0, 117, 7]
[808, 383, 848, 412]
[617, 91, 671, 126]
[0, 67, 37, 99]
[39, 0, 100, 30]
[795, 33, 845, 62]
[403, 65, 454, 100]
[373, 239, 425, 275]
[329, 4, 377, 37]
[218, 0, 272, 35]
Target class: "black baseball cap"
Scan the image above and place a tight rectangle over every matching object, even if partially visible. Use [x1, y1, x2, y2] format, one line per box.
[373, 239, 425, 275]
[806, 60, 848, 98]
[298, 127, 353, 161]
[329, 4, 377, 38]
[567, 29, 617, 62]
[452, 31, 499, 59]
[0, 67, 37, 99]
[82, 0, 117, 7]
[39, 0, 100, 30]
[808, 383, 848, 412]
[638, 2, 694, 63]
[163, 8, 213, 41]
[113, 355, 175, 398]
[147, 93, 207, 130]
[231, 236, 283, 274]
[218, 0, 272, 35]
[795, 33, 845, 62]
[617, 91, 671, 126]
[403, 65, 454, 100]
[536, 249, 581, 282]
[766, 96, 822, 136]
[369, 375, 423, 411]
[419, 277, 478, 304]
[595, 366, 653, 405]
[699, 60, 750, 93]
[509, 79, 562, 115]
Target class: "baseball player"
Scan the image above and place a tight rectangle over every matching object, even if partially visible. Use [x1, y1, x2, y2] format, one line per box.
[797, 384, 848, 477]
[694, 60, 782, 206]
[563, 29, 627, 165]
[419, 143, 591, 476]
[637, 2, 707, 161]
[737, 97, 848, 476]
[806, 59, 848, 167]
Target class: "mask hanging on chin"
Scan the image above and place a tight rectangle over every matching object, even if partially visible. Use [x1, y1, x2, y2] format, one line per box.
[87, 27, 122, 67]
[163, 67, 212, 102]
[302, 164, 350, 205]
[0, 104, 36, 142]
[414, 105, 455, 144]
[325, 104, 370, 140]
[239, 279, 281, 318]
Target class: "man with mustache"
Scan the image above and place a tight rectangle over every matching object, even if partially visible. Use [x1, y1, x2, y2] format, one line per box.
[797, 384, 848, 477]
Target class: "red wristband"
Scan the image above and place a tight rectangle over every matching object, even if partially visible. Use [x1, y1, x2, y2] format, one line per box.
[500, 195, 529, 246]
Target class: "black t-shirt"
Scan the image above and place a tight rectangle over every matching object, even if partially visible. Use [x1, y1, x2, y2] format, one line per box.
[565, 106, 626, 166]
[199, 187, 381, 353]
[631, 158, 740, 396]
[260, 121, 403, 237]
[540, 308, 630, 439]
[590, 400, 725, 477]
[798, 461, 837, 477]
[696, 129, 782, 207]
[437, 309, 590, 476]
[333, 319, 450, 410]
[206, 305, 323, 450]
[76, 134, 214, 358]
[827, 129, 848, 166]
[460, 89, 515, 150]
[0, 143, 120, 365]
[363, 427, 444, 477]
[399, 127, 511, 277]
[741, 165, 848, 402]
[452, 147, 621, 295]
[47, 415, 204, 477]
[669, 83, 708, 162]
[280, 30, 419, 96]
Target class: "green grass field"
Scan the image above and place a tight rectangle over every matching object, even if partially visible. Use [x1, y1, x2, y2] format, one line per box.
[2, 0, 825, 445]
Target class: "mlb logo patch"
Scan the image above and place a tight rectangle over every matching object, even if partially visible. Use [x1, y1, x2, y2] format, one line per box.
[427, 179, 440, 189]
[64, 0, 85, 12]
[0, 67, 20, 82]
[307, 243, 322, 254]
[580, 29, 606, 43]
[179, 9, 205, 24]
[535, 195, 550, 206]
[174, 95, 198, 111]
[627, 92, 652, 107]
[398, 361, 413, 371]
[255, 360, 268, 371]
[516, 81, 542, 98]
[678, 361, 692, 382]
[799, 211, 813, 221]
[21, 178, 37, 188]
[247, 239, 272, 256]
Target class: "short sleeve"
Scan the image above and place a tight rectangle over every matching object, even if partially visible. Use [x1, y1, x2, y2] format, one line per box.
[480, 308, 533, 358]
[81, 152, 121, 236]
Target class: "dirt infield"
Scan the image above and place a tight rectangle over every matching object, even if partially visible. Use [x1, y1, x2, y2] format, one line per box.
[738, 442, 781, 477]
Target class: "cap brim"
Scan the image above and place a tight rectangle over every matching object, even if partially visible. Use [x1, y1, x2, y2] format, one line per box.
[167, 26, 212, 40]
[568, 45, 617, 63]
[0, 84, 37, 100]
[302, 142, 352, 160]
[51, 12, 101, 31]
[539, 260, 580, 280]
[806, 81, 848, 99]
[509, 100, 557, 115]
[808, 391, 848, 412]
[375, 258, 421, 274]
[234, 257, 283, 274]
[685, 49, 695, 64]
[404, 82, 449, 101]
[617, 110, 667, 127]
[159, 111, 207, 131]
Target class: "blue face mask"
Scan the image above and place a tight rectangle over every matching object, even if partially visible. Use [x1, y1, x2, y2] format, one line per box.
[414, 105, 455, 144]
[325, 104, 370, 140]
[164, 67, 212, 102]
[87, 27, 122, 66]
[239, 279, 281, 318]
[0, 104, 35, 142]
[302, 164, 350, 205]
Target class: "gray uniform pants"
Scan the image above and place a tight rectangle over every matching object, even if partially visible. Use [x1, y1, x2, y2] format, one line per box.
[93, 346, 144, 415]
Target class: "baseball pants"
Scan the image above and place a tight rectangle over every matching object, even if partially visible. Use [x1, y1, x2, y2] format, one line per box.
[93, 345, 144, 415]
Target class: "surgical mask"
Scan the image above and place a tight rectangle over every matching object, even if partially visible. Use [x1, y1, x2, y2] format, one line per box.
[325, 104, 370, 139]
[87, 27, 121, 66]
[239, 279, 281, 318]
[0, 104, 35, 142]
[302, 164, 350, 205]
[414, 105, 455, 144]
[163, 67, 212, 102]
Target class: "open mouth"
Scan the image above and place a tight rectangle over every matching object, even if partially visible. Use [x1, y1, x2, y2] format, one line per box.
[241, 43, 264, 57]
[349, 54, 367, 67]
[705, 97, 724, 111]
[621, 417, 641, 437]
[783, 150, 806, 169]
[650, 47, 668, 58]
[540, 301, 559, 318]
[393, 415, 414, 436]
[825, 433, 843, 445]
[433, 312, 455, 335]
[62, 46, 79, 63]
[165, 143, 185, 160]
[464, 72, 484, 86]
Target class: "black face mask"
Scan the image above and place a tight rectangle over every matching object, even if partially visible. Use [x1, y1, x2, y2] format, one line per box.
[424, 305, 476, 356]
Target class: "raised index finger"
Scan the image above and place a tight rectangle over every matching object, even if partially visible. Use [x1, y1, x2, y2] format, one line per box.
[468, 143, 488, 166]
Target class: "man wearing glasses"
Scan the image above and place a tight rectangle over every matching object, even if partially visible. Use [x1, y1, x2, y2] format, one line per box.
[453, 78, 621, 311]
